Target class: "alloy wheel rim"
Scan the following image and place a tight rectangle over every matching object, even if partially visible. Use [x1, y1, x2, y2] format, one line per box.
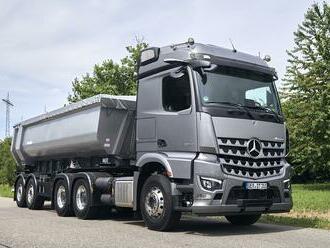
[145, 186, 164, 219]
[17, 184, 23, 202]
[76, 185, 87, 211]
[57, 185, 66, 209]
[27, 184, 34, 204]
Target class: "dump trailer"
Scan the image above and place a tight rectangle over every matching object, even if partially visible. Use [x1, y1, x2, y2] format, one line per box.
[12, 38, 292, 231]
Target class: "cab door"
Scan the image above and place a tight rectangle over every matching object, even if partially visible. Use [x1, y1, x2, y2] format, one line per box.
[156, 67, 197, 153]
[136, 67, 197, 179]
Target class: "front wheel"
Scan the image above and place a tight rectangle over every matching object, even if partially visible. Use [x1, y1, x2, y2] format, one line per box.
[140, 175, 181, 231]
[225, 214, 261, 225]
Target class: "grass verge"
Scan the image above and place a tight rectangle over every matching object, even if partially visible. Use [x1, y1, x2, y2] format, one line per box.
[260, 214, 330, 230]
[0, 184, 13, 198]
[260, 183, 330, 230]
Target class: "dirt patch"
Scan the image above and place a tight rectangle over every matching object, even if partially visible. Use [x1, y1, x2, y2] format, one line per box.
[272, 210, 330, 220]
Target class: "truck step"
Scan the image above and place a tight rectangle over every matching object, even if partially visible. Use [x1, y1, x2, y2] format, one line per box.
[176, 184, 194, 192]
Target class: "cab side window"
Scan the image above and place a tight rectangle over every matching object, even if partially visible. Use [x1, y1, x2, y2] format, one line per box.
[162, 71, 191, 112]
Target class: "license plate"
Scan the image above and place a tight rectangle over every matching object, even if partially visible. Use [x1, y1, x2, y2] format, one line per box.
[244, 182, 268, 190]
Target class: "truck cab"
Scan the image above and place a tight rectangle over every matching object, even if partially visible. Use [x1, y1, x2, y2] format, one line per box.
[135, 39, 292, 226]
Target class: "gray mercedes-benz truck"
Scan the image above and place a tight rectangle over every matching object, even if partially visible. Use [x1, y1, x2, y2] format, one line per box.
[11, 39, 292, 231]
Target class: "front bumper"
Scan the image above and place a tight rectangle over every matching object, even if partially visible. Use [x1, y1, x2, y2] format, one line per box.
[189, 155, 292, 215]
[192, 201, 292, 215]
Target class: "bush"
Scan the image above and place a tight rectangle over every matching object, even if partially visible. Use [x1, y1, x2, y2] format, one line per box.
[0, 138, 16, 185]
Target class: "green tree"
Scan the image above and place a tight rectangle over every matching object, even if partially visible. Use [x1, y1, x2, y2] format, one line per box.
[281, 2, 330, 181]
[0, 138, 16, 185]
[68, 41, 148, 102]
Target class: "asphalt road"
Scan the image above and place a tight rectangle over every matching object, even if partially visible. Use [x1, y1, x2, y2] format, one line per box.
[0, 197, 329, 248]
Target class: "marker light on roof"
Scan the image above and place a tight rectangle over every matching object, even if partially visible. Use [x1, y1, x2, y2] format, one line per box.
[187, 37, 195, 45]
[263, 55, 271, 62]
[139, 47, 160, 66]
[141, 49, 155, 63]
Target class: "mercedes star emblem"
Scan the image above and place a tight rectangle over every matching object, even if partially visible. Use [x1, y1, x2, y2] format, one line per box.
[247, 138, 262, 158]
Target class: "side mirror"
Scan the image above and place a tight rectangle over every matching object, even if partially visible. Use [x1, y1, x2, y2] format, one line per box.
[170, 67, 186, 79]
[189, 59, 211, 69]
[164, 58, 188, 65]
[195, 67, 207, 84]
[164, 58, 211, 84]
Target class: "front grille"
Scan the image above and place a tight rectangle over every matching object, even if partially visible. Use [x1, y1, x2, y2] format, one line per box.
[218, 137, 285, 179]
[226, 186, 281, 205]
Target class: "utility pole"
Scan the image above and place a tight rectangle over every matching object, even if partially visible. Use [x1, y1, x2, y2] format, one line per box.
[2, 92, 14, 138]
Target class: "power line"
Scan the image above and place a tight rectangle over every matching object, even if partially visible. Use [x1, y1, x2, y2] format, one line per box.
[2, 92, 14, 138]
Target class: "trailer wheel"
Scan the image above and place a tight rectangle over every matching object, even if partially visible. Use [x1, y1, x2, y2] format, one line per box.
[54, 180, 73, 217]
[225, 214, 261, 225]
[140, 175, 181, 231]
[72, 179, 96, 219]
[26, 179, 44, 210]
[15, 177, 26, 208]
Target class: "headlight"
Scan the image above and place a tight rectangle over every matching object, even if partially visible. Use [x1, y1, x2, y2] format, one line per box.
[197, 153, 219, 163]
[199, 176, 223, 191]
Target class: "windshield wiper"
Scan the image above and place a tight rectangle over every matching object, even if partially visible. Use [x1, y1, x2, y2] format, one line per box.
[206, 101, 243, 108]
[206, 101, 255, 119]
[244, 105, 281, 122]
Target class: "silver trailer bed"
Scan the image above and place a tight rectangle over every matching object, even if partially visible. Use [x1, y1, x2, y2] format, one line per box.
[11, 95, 136, 166]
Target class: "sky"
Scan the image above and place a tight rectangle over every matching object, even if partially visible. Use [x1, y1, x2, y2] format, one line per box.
[0, 0, 322, 139]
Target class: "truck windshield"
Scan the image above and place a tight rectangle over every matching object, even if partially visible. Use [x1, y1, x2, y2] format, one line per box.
[196, 66, 281, 115]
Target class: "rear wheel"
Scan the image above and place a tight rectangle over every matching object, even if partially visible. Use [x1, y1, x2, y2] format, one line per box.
[15, 178, 26, 208]
[72, 179, 96, 219]
[140, 175, 181, 231]
[54, 179, 73, 217]
[26, 179, 44, 210]
[225, 214, 261, 225]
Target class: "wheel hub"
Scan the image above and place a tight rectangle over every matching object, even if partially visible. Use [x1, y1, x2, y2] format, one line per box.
[76, 185, 87, 211]
[27, 184, 34, 204]
[16, 184, 23, 202]
[145, 186, 164, 218]
[57, 185, 66, 209]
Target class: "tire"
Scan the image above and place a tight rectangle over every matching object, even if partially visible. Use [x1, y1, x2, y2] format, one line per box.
[26, 178, 44, 210]
[225, 214, 261, 225]
[72, 179, 96, 219]
[15, 177, 26, 208]
[140, 175, 181, 231]
[54, 179, 73, 217]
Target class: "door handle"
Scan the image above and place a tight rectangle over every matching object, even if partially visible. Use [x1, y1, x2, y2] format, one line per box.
[157, 139, 167, 148]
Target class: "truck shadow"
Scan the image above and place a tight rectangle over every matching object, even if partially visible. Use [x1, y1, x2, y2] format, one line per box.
[94, 211, 301, 236]
[171, 217, 300, 236]
[43, 204, 300, 236]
